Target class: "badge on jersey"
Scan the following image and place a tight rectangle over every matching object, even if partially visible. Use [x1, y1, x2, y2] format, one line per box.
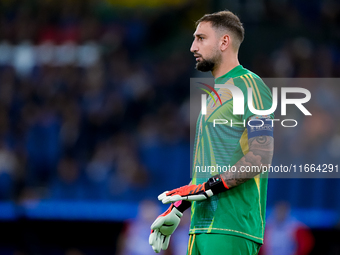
[247, 115, 273, 138]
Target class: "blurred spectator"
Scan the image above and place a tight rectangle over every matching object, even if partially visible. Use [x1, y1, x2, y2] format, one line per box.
[24, 103, 61, 186]
[84, 140, 114, 200]
[49, 157, 85, 200]
[0, 140, 18, 199]
[260, 202, 315, 255]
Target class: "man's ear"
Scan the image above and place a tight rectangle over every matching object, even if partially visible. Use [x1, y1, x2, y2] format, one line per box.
[220, 34, 231, 52]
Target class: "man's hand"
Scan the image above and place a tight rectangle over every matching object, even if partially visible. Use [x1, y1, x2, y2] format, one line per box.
[149, 229, 171, 253]
[149, 201, 191, 253]
[158, 174, 229, 204]
[151, 204, 183, 235]
[149, 203, 183, 253]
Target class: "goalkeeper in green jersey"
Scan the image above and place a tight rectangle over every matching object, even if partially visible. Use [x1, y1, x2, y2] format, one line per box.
[149, 10, 274, 255]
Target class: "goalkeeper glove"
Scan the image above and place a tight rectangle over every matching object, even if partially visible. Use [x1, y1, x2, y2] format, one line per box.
[149, 200, 191, 253]
[158, 174, 229, 204]
[149, 229, 170, 253]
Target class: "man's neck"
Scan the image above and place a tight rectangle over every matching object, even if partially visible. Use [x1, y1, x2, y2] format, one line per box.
[212, 57, 240, 79]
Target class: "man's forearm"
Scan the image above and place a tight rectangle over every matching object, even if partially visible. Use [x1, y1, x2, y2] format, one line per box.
[220, 136, 274, 189]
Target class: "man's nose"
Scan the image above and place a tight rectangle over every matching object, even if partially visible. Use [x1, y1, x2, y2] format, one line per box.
[190, 40, 198, 53]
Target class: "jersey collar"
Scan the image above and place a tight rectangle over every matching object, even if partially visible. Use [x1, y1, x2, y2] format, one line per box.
[214, 65, 243, 84]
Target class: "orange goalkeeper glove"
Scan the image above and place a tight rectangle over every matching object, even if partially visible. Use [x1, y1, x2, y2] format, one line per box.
[158, 174, 229, 204]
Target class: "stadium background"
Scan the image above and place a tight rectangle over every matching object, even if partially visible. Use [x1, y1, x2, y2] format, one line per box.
[0, 0, 339, 254]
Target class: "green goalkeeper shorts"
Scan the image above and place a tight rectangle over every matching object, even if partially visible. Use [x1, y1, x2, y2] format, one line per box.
[187, 233, 261, 255]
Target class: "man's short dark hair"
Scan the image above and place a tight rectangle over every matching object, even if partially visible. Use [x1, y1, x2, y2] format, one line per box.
[196, 11, 244, 49]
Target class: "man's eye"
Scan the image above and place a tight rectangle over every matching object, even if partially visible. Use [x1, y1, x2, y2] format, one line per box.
[198, 37, 203, 41]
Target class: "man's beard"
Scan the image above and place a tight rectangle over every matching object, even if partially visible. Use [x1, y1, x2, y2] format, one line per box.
[196, 58, 215, 72]
[195, 52, 221, 72]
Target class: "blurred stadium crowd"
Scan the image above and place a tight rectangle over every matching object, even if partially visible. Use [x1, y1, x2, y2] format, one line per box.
[0, 0, 339, 213]
[0, 0, 195, 203]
